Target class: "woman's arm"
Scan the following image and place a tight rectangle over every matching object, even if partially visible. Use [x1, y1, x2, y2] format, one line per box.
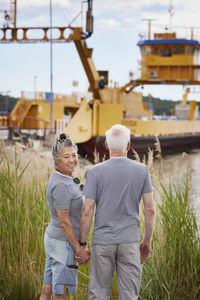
[57, 209, 90, 262]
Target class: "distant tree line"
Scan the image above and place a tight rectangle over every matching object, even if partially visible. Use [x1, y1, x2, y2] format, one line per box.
[143, 95, 200, 116]
[0, 93, 200, 117]
[0, 94, 18, 115]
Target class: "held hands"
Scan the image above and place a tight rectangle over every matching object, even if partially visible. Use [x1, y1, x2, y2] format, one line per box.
[140, 239, 151, 264]
[75, 246, 91, 265]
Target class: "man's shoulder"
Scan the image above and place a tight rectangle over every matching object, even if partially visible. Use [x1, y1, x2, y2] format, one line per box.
[89, 158, 147, 172]
[89, 160, 109, 171]
[128, 159, 146, 168]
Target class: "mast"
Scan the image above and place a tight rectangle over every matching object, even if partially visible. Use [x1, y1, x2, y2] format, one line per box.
[142, 18, 157, 40]
[13, 0, 17, 28]
[168, 0, 175, 32]
[50, 0, 53, 131]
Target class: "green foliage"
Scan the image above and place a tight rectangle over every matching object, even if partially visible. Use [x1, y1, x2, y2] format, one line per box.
[139, 177, 200, 300]
[0, 150, 49, 300]
[0, 94, 18, 113]
[143, 96, 178, 116]
[143, 95, 200, 117]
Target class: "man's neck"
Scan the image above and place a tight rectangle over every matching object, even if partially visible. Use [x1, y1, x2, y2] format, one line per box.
[110, 151, 127, 158]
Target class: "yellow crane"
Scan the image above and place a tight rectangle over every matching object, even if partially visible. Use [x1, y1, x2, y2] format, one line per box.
[1, 1, 200, 156]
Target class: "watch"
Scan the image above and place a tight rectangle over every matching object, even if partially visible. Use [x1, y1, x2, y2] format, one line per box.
[79, 241, 87, 246]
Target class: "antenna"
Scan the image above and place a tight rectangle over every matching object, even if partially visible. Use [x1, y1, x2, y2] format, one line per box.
[168, 0, 175, 32]
[184, 26, 200, 40]
[142, 19, 157, 39]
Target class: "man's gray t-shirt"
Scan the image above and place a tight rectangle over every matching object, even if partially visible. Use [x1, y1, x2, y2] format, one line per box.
[83, 157, 153, 244]
[45, 171, 85, 240]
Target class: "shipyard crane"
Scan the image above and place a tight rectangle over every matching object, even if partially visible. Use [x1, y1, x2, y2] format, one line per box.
[0, 0, 105, 102]
[1, 1, 200, 157]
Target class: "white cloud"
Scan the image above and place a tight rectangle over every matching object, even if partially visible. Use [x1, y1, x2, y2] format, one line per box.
[1, 0, 200, 100]
[98, 18, 121, 29]
[0, 0, 199, 31]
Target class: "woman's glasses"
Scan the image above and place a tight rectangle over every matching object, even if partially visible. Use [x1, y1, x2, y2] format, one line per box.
[73, 177, 84, 191]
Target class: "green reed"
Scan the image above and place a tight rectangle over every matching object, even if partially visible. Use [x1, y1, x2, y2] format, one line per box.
[0, 150, 49, 300]
[139, 176, 200, 300]
[0, 150, 200, 299]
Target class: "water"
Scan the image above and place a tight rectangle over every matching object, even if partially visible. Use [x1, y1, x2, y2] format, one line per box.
[154, 149, 200, 228]
[190, 150, 200, 225]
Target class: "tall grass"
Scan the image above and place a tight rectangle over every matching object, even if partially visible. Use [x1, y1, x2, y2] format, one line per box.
[139, 176, 200, 300]
[0, 149, 48, 299]
[0, 146, 200, 299]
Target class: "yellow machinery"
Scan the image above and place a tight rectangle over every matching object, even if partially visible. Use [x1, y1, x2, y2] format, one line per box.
[0, 0, 152, 142]
[139, 32, 200, 83]
[1, 1, 200, 155]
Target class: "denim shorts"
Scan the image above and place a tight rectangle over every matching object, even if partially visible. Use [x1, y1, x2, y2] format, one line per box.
[43, 233, 78, 295]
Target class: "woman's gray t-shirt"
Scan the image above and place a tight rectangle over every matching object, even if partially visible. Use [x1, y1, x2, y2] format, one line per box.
[45, 171, 85, 240]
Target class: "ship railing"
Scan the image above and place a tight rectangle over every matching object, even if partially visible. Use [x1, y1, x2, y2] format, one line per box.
[138, 29, 200, 42]
[0, 115, 9, 126]
[56, 119, 69, 136]
[15, 115, 51, 139]
[20, 91, 79, 103]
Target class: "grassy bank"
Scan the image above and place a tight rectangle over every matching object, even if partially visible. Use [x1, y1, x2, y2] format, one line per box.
[0, 147, 200, 299]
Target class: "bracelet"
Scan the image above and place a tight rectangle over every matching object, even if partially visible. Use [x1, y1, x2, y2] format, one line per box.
[79, 241, 87, 246]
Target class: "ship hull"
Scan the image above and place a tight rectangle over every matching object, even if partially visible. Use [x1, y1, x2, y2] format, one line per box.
[78, 134, 200, 159]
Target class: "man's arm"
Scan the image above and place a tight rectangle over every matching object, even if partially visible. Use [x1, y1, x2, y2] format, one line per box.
[140, 192, 155, 263]
[79, 197, 95, 243]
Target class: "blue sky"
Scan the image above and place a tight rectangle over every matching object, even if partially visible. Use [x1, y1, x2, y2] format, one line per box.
[0, 0, 200, 101]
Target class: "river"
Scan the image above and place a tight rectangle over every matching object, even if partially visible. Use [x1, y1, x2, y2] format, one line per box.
[153, 148, 200, 228]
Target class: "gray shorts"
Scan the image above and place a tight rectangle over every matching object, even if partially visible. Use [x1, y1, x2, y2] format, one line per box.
[88, 242, 142, 300]
[43, 233, 78, 295]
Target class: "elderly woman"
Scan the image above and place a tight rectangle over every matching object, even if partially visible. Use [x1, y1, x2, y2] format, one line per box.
[40, 133, 89, 300]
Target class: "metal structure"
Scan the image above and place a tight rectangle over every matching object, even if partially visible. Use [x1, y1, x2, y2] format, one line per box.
[0, 0, 103, 100]
[122, 30, 200, 93]
[1, 1, 200, 156]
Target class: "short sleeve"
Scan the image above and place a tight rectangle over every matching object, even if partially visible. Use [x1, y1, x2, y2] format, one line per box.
[142, 167, 153, 194]
[83, 167, 97, 200]
[52, 183, 73, 210]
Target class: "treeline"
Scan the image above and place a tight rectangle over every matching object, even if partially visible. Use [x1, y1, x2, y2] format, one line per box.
[143, 95, 200, 116]
[0, 94, 18, 114]
[0, 93, 200, 117]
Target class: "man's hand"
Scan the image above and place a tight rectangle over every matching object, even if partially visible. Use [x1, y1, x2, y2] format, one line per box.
[140, 239, 151, 263]
[75, 246, 91, 264]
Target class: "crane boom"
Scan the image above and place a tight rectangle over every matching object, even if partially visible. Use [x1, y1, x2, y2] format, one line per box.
[0, 0, 104, 102]
[74, 39, 103, 101]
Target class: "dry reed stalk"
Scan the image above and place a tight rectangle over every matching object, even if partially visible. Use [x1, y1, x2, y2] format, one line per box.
[0, 139, 5, 150]
[181, 152, 188, 159]
[93, 148, 100, 164]
[147, 146, 154, 174]
[73, 161, 92, 185]
[131, 147, 140, 162]
[0, 143, 54, 184]
[154, 135, 162, 158]
[142, 154, 146, 165]
[154, 135, 163, 175]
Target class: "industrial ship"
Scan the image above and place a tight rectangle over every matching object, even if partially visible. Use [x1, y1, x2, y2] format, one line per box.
[0, 0, 200, 157]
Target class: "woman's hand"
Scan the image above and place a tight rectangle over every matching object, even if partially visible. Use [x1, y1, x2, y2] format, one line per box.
[75, 246, 91, 264]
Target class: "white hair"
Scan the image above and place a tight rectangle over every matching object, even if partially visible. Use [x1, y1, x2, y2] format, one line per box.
[105, 124, 130, 153]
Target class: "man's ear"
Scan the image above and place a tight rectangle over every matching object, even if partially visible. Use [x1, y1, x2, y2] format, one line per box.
[127, 141, 130, 151]
[105, 141, 109, 150]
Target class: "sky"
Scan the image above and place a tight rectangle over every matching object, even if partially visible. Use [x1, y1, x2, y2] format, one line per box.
[0, 0, 200, 101]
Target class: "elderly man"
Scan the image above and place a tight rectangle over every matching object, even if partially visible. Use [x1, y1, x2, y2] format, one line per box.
[79, 124, 155, 300]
